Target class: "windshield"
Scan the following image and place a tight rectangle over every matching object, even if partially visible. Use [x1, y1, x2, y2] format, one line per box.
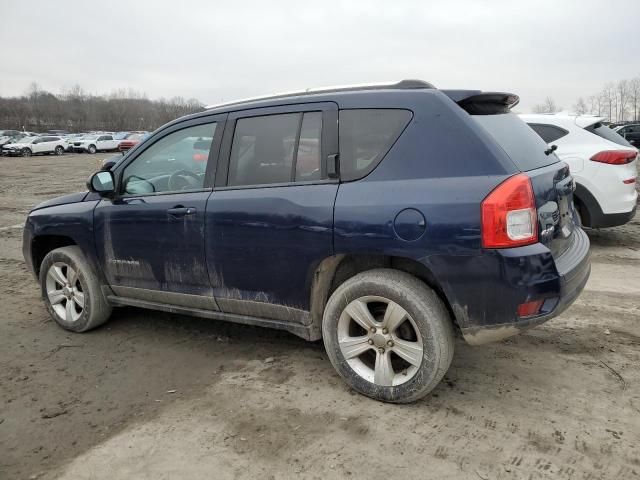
[585, 122, 633, 147]
[125, 133, 144, 141]
[473, 113, 559, 171]
[82, 135, 99, 141]
[17, 137, 36, 144]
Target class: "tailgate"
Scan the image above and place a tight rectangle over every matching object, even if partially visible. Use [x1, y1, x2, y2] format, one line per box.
[470, 110, 577, 258]
[528, 162, 576, 257]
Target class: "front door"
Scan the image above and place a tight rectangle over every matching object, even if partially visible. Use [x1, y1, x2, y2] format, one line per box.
[206, 104, 339, 323]
[94, 115, 225, 305]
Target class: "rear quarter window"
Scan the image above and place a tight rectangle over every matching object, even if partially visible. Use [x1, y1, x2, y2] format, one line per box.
[339, 109, 412, 181]
[585, 122, 633, 147]
[473, 113, 558, 171]
[527, 123, 568, 144]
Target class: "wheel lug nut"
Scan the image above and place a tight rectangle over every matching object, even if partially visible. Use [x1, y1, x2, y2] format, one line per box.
[382, 328, 389, 334]
[387, 340, 394, 347]
[368, 339, 374, 345]
[378, 347, 385, 354]
[370, 327, 376, 333]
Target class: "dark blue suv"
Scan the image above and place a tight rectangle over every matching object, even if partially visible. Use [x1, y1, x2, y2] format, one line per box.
[23, 80, 590, 403]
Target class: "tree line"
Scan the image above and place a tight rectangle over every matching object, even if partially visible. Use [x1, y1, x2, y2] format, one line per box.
[533, 75, 640, 122]
[0, 83, 204, 133]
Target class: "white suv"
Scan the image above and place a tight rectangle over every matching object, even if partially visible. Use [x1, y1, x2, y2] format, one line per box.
[519, 114, 638, 228]
[2, 136, 67, 157]
[71, 134, 120, 154]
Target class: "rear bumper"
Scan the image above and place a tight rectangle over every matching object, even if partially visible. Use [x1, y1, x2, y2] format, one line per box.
[429, 228, 591, 345]
[590, 204, 636, 229]
[575, 180, 637, 228]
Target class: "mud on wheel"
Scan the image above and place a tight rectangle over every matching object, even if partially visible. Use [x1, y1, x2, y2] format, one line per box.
[322, 269, 454, 403]
[39, 246, 112, 332]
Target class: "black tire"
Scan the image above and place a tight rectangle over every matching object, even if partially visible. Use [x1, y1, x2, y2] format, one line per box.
[87, 144, 96, 154]
[54, 146, 64, 155]
[39, 246, 112, 332]
[322, 269, 454, 403]
[21, 148, 32, 157]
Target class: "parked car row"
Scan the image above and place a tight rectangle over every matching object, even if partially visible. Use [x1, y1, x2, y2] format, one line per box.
[2, 135, 67, 157]
[0, 130, 150, 156]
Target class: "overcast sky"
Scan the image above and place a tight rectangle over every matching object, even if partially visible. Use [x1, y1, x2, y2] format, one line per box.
[1, 0, 638, 112]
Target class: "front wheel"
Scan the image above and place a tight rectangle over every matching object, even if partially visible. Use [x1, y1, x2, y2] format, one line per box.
[322, 269, 454, 403]
[40, 246, 112, 332]
[21, 148, 32, 157]
[87, 144, 97, 154]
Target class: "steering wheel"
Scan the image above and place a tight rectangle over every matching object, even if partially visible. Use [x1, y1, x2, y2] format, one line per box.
[168, 170, 201, 191]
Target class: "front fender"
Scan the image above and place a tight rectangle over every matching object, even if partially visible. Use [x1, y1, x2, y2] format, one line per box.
[23, 200, 107, 285]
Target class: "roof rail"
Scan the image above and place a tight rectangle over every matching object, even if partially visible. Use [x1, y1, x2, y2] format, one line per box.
[205, 79, 435, 109]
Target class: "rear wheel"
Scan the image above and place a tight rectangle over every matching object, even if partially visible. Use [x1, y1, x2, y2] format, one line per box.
[40, 246, 112, 332]
[54, 146, 64, 155]
[322, 269, 454, 403]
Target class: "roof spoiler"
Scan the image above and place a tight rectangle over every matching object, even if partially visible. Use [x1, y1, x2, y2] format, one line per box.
[442, 90, 520, 114]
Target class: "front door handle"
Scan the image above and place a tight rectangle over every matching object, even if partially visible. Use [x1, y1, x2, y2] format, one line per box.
[167, 206, 196, 217]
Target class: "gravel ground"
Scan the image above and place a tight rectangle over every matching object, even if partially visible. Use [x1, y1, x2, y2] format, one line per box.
[0, 153, 639, 480]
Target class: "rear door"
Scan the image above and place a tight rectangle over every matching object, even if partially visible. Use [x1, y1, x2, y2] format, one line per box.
[97, 135, 115, 150]
[472, 113, 576, 257]
[205, 102, 339, 322]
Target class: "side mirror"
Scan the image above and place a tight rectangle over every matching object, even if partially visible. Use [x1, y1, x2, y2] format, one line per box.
[87, 171, 115, 197]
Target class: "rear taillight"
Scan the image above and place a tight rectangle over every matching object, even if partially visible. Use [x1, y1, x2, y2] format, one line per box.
[481, 174, 538, 248]
[590, 150, 637, 165]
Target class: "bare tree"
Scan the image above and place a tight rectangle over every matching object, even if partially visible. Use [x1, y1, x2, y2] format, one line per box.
[0, 83, 204, 132]
[629, 77, 640, 122]
[533, 96, 558, 113]
[602, 83, 616, 122]
[588, 95, 603, 116]
[573, 97, 588, 115]
[617, 79, 630, 122]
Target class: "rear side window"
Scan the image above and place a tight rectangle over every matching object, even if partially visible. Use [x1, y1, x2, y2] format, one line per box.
[473, 114, 558, 171]
[339, 109, 412, 181]
[585, 122, 633, 147]
[527, 123, 568, 144]
[228, 112, 323, 187]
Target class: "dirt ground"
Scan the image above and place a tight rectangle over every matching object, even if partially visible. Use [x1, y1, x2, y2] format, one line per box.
[1, 153, 639, 480]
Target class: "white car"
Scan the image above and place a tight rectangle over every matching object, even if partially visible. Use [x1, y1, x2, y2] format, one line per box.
[520, 114, 638, 228]
[2, 136, 67, 157]
[71, 134, 120, 154]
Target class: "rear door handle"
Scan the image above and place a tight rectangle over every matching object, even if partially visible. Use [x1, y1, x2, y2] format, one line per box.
[167, 206, 196, 217]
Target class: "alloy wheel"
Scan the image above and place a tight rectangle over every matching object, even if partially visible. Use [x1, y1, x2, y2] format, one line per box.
[337, 295, 423, 387]
[45, 262, 85, 322]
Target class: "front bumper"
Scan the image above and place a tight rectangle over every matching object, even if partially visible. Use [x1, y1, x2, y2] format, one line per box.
[3, 149, 23, 156]
[430, 228, 591, 345]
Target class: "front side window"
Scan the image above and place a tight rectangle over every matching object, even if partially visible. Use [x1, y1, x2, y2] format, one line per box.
[228, 112, 322, 187]
[339, 109, 412, 181]
[122, 122, 216, 195]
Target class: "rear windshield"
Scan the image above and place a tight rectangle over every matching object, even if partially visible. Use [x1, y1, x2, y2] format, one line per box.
[584, 122, 633, 147]
[473, 113, 558, 171]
